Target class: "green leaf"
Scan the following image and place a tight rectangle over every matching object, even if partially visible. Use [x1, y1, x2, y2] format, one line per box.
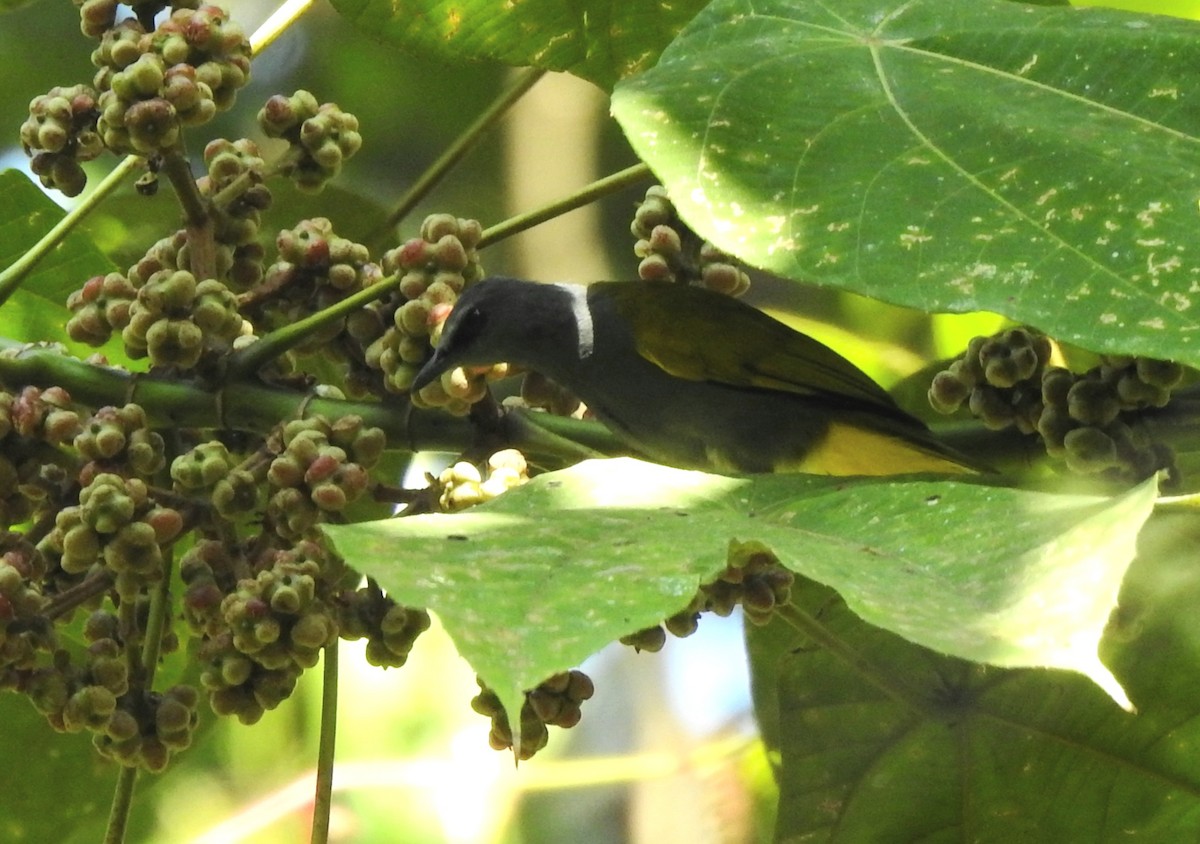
[0, 692, 119, 842]
[753, 528, 1200, 841]
[0, 169, 121, 356]
[327, 0, 710, 90]
[611, 0, 1200, 365]
[325, 458, 1155, 726]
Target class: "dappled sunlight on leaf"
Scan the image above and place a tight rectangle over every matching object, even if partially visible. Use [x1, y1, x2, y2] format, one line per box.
[326, 458, 1155, 726]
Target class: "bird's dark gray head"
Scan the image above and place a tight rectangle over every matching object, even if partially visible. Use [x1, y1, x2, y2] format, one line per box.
[410, 277, 589, 394]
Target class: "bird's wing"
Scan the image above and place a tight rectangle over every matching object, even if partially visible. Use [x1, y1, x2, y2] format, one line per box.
[603, 282, 902, 413]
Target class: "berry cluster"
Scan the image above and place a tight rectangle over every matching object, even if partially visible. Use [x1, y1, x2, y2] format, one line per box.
[258, 90, 363, 194]
[336, 583, 430, 669]
[0, 386, 82, 529]
[632, 186, 751, 296]
[93, 684, 200, 772]
[622, 540, 794, 653]
[19, 600, 193, 772]
[20, 85, 103, 197]
[5, 1, 462, 780]
[76, 1, 198, 39]
[928, 328, 1052, 433]
[368, 214, 494, 410]
[265, 415, 383, 540]
[68, 258, 245, 373]
[75, 404, 167, 493]
[124, 270, 244, 368]
[435, 449, 529, 512]
[23, 3, 251, 196]
[91, 5, 250, 156]
[183, 538, 351, 725]
[249, 218, 383, 359]
[471, 670, 595, 760]
[198, 138, 272, 288]
[0, 385, 203, 772]
[41, 472, 184, 599]
[930, 328, 1183, 480]
[0, 535, 53, 679]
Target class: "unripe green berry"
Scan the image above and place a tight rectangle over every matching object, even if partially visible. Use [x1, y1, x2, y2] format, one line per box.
[1116, 374, 1169, 408]
[291, 612, 334, 650]
[1067, 379, 1120, 426]
[105, 710, 140, 743]
[664, 610, 700, 638]
[1063, 426, 1119, 473]
[145, 318, 204, 368]
[156, 697, 192, 735]
[620, 625, 667, 653]
[1135, 358, 1183, 390]
[61, 525, 102, 573]
[220, 653, 254, 687]
[64, 685, 117, 732]
[928, 370, 971, 414]
[433, 235, 468, 271]
[90, 656, 128, 695]
[104, 521, 162, 574]
[968, 385, 1015, 429]
[638, 253, 673, 282]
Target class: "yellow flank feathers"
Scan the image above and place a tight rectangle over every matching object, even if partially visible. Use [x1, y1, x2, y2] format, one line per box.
[769, 421, 977, 476]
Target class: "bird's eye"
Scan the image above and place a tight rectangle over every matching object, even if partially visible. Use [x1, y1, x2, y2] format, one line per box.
[453, 304, 488, 344]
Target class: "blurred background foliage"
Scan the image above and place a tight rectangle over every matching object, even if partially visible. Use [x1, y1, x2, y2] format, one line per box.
[2, 0, 1199, 841]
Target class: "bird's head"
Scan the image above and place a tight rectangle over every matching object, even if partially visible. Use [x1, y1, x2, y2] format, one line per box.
[411, 277, 589, 394]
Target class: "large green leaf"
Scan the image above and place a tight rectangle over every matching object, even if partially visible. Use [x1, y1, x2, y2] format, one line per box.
[325, 458, 1155, 730]
[327, 0, 710, 90]
[611, 0, 1200, 365]
[751, 528, 1200, 841]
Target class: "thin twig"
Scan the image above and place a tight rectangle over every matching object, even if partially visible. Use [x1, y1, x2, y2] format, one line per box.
[104, 767, 139, 844]
[367, 68, 547, 249]
[310, 640, 339, 844]
[0, 156, 142, 307]
[224, 273, 402, 379]
[478, 162, 652, 248]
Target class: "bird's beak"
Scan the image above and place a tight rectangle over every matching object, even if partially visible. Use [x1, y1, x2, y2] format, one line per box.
[410, 349, 449, 394]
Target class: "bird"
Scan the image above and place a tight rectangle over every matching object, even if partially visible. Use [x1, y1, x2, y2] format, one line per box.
[411, 277, 977, 476]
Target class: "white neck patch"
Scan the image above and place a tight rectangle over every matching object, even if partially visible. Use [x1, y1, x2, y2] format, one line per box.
[555, 283, 594, 360]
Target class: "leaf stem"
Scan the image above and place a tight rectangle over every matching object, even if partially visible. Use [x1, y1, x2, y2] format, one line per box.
[367, 68, 548, 249]
[0, 155, 141, 308]
[774, 602, 939, 718]
[104, 767, 139, 844]
[103, 550, 176, 844]
[310, 640, 339, 844]
[477, 162, 653, 249]
[160, 149, 220, 281]
[138, 549, 176, 686]
[224, 273, 402, 379]
[42, 570, 116, 621]
[160, 149, 208, 230]
[249, 0, 318, 54]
